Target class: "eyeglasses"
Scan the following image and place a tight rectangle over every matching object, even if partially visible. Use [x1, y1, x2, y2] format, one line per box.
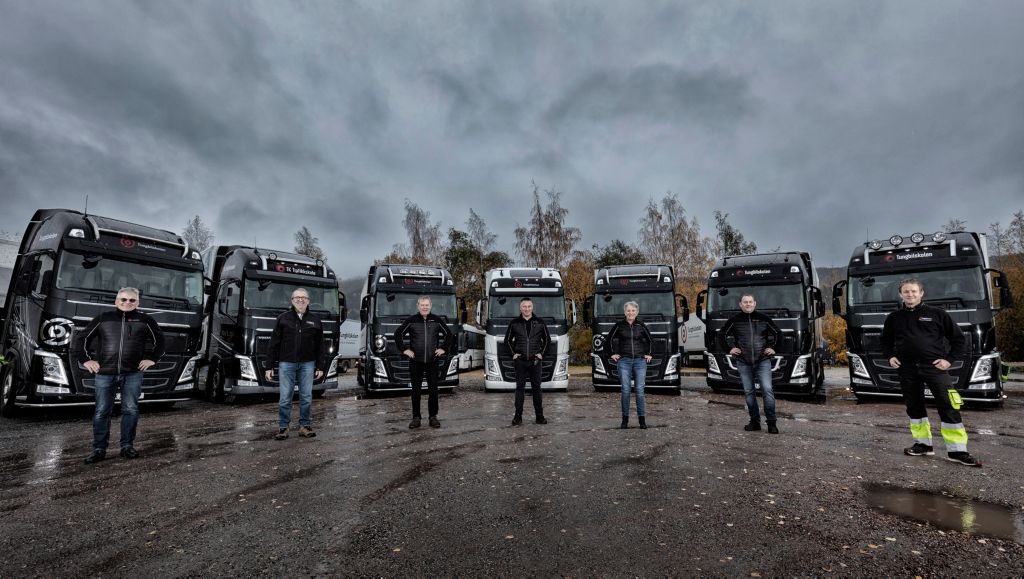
[118, 297, 138, 303]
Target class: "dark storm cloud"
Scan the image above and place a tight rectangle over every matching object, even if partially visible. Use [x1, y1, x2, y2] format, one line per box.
[546, 65, 753, 128]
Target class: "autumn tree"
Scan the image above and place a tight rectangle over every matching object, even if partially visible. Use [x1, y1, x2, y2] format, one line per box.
[294, 226, 325, 261]
[181, 215, 214, 253]
[592, 240, 646, 269]
[991, 210, 1024, 360]
[562, 249, 596, 363]
[637, 192, 715, 303]
[513, 182, 582, 268]
[713, 210, 757, 257]
[445, 226, 511, 319]
[820, 267, 848, 365]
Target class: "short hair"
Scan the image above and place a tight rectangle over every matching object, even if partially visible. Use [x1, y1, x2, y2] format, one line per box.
[417, 295, 432, 304]
[738, 293, 756, 302]
[118, 287, 140, 298]
[623, 301, 639, 312]
[899, 278, 924, 293]
[291, 288, 310, 299]
[519, 297, 533, 304]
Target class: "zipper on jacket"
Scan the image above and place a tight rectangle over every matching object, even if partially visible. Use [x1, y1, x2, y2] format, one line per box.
[118, 312, 126, 373]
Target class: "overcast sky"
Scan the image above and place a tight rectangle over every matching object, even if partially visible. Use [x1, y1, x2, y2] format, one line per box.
[1, 1, 1022, 278]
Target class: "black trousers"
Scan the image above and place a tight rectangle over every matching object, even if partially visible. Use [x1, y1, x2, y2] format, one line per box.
[513, 357, 544, 417]
[409, 359, 439, 418]
[899, 363, 962, 425]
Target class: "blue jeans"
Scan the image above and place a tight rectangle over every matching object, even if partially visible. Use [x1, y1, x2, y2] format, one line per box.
[93, 372, 143, 451]
[618, 357, 647, 418]
[736, 358, 776, 423]
[278, 361, 314, 428]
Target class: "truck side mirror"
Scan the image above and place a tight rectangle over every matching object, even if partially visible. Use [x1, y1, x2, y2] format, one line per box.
[695, 290, 707, 321]
[832, 280, 847, 317]
[809, 287, 825, 319]
[458, 297, 468, 324]
[582, 297, 593, 324]
[359, 295, 370, 325]
[568, 300, 577, 326]
[676, 293, 690, 322]
[476, 299, 486, 326]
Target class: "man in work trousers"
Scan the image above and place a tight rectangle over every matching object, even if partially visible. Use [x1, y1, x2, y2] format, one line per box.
[722, 293, 782, 433]
[881, 278, 980, 467]
[504, 297, 551, 425]
[76, 287, 165, 464]
[395, 296, 453, 429]
[265, 288, 324, 440]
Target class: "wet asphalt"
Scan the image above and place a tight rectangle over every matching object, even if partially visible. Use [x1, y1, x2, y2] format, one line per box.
[1, 368, 1023, 577]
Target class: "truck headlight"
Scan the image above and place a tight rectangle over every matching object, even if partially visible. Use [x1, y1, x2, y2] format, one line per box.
[970, 354, 999, 383]
[848, 353, 871, 379]
[177, 355, 202, 385]
[791, 354, 811, 378]
[373, 335, 387, 353]
[592, 353, 606, 375]
[554, 355, 569, 380]
[706, 353, 721, 375]
[373, 357, 388, 378]
[36, 350, 69, 385]
[236, 355, 258, 381]
[327, 356, 339, 379]
[485, 354, 501, 380]
[447, 356, 459, 376]
[664, 353, 679, 375]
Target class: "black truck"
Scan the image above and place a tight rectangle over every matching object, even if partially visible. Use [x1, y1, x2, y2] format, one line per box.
[1, 209, 205, 417]
[357, 264, 463, 392]
[199, 246, 343, 402]
[832, 231, 1013, 404]
[583, 264, 688, 391]
[697, 252, 827, 396]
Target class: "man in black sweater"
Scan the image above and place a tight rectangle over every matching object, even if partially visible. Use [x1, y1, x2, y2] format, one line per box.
[721, 294, 782, 433]
[504, 297, 551, 425]
[395, 296, 453, 429]
[881, 278, 979, 467]
[76, 287, 165, 464]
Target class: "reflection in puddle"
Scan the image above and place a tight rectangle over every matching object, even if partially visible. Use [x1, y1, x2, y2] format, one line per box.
[864, 484, 1024, 544]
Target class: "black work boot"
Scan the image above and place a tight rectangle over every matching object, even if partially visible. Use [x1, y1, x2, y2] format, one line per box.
[84, 449, 106, 464]
[511, 414, 523, 426]
[620, 416, 628, 429]
[638, 416, 647, 429]
[409, 418, 421, 429]
[767, 422, 779, 434]
[744, 421, 762, 431]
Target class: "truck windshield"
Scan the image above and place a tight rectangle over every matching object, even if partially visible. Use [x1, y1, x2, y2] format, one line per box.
[708, 284, 805, 315]
[56, 252, 203, 304]
[489, 295, 566, 321]
[375, 292, 457, 320]
[244, 280, 340, 315]
[595, 292, 675, 318]
[848, 268, 986, 306]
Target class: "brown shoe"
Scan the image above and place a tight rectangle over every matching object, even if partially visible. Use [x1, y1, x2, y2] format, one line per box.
[274, 428, 289, 440]
[298, 426, 316, 438]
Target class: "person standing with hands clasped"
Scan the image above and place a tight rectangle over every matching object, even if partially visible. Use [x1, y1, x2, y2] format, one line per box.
[606, 301, 653, 429]
[722, 294, 782, 433]
[265, 288, 324, 440]
[76, 287, 165, 464]
[881, 278, 979, 467]
[504, 297, 551, 425]
[395, 296, 453, 429]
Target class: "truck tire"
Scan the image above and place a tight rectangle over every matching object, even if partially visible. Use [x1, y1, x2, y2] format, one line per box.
[1, 366, 18, 418]
[339, 360, 350, 374]
[208, 363, 235, 404]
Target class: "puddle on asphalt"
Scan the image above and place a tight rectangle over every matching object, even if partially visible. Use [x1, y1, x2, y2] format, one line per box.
[864, 484, 1024, 544]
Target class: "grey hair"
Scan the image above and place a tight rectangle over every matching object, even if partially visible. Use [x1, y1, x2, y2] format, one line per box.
[417, 295, 432, 304]
[118, 287, 140, 298]
[623, 301, 640, 312]
[291, 287, 310, 298]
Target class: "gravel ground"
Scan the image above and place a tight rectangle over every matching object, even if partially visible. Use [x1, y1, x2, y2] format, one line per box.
[0, 367, 1022, 577]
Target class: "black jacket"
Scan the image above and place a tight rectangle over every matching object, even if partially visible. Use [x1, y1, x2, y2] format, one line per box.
[504, 315, 551, 358]
[606, 318, 653, 358]
[880, 303, 967, 363]
[75, 309, 166, 375]
[266, 309, 325, 370]
[722, 311, 781, 365]
[395, 313, 453, 363]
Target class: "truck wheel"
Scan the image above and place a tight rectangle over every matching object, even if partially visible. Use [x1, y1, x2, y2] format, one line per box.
[356, 363, 366, 387]
[1, 367, 18, 418]
[209, 363, 235, 404]
[339, 360, 350, 374]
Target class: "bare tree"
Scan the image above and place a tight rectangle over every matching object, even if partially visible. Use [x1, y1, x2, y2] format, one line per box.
[941, 218, 968, 233]
[513, 182, 582, 268]
[637, 192, 715, 297]
[393, 199, 446, 265]
[713, 210, 757, 257]
[294, 226, 326, 261]
[181, 215, 214, 253]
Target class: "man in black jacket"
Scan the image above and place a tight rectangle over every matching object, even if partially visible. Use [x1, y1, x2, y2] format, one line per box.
[881, 278, 979, 467]
[265, 288, 324, 440]
[722, 294, 782, 433]
[395, 296, 453, 429]
[76, 287, 165, 464]
[504, 297, 551, 425]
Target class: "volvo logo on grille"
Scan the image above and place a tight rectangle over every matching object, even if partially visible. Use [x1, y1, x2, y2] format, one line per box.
[41, 318, 75, 346]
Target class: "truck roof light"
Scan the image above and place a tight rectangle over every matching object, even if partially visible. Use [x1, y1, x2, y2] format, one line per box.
[378, 277, 387, 283]
[555, 281, 562, 287]
[596, 279, 605, 285]
[491, 281, 498, 287]
[191, 251, 200, 260]
[889, 235, 903, 247]
[710, 271, 719, 278]
[910, 232, 925, 243]
[268, 252, 278, 260]
[663, 277, 671, 282]
[446, 280, 454, 285]
[790, 266, 800, 273]
[932, 232, 946, 243]
[68, 228, 86, 238]
[868, 240, 883, 250]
